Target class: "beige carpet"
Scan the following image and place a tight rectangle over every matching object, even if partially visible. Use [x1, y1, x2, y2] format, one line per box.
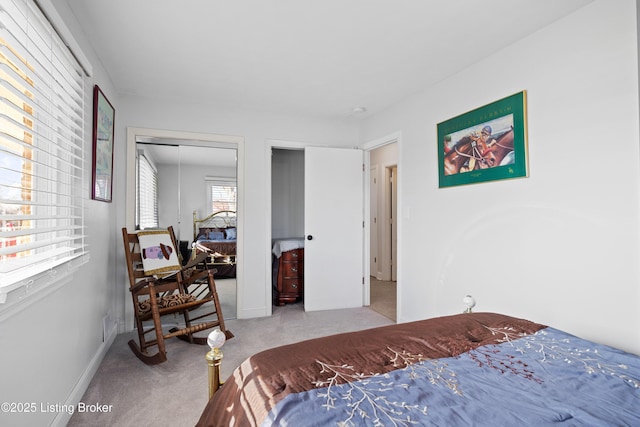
[68, 303, 393, 427]
[215, 277, 236, 319]
[369, 277, 397, 321]
[176, 277, 235, 331]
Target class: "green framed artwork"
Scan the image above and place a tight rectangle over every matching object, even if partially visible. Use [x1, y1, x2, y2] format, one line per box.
[437, 91, 528, 188]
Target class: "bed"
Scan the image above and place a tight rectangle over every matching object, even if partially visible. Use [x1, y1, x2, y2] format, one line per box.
[197, 312, 640, 426]
[193, 210, 237, 278]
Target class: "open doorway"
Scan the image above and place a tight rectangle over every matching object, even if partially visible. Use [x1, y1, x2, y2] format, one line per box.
[265, 138, 398, 318]
[368, 143, 398, 321]
[271, 148, 305, 308]
[266, 141, 366, 314]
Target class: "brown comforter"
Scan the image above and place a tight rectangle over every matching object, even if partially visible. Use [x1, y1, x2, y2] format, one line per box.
[197, 312, 545, 427]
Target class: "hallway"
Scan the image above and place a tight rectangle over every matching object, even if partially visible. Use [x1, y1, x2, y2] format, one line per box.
[369, 277, 396, 321]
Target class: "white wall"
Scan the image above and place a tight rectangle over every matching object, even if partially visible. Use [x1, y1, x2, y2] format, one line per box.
[271, 149, 305, 240]
[0, 1, 121, 426]
[3, 2, 638, 425]
[361, 0, 640, 354]
[114, 97, 359, 321]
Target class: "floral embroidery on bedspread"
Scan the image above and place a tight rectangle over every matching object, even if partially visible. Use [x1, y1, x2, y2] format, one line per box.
[261, 326, 640, 426]
[482, 326, 640, 388]
[312, 353, 455, 426]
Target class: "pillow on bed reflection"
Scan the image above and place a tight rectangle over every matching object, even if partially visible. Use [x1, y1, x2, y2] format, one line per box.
[208, 231, 225, 240]
[225, 228, 236, 240]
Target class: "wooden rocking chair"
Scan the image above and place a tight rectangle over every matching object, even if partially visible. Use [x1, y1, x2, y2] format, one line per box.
[122, 226, 233, 365]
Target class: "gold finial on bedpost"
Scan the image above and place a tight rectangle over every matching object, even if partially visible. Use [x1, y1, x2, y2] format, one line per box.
[206, 329, 226, 398]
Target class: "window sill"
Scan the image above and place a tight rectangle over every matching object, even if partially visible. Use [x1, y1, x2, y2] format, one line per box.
[0, 254, 90, 318]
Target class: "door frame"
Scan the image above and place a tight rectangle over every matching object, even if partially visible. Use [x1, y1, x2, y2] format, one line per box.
[125, 127, 245, 331]
[388, 165, 398, 281]
[369, 164, 379, 280]
[361, 132, 402, 311]
[265, 139, 307, 317]
[265, 132, 401, 317]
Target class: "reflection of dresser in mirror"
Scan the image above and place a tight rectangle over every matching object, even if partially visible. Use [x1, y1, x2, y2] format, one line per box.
[272, 240, 304, 305]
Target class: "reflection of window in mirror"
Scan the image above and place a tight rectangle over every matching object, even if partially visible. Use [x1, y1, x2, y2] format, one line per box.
[137, 149, 159, 229]
[206, 178, 237, 214]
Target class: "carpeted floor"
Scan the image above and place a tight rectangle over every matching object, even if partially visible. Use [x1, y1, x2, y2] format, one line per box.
[214, 277, 236, 319]
[68, 303, 393, 427]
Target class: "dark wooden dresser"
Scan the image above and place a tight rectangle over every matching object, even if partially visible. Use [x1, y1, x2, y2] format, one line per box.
[273, 248, 304, 305]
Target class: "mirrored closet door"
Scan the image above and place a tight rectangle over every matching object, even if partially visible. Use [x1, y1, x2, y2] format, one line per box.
[135, 138, 238, 319]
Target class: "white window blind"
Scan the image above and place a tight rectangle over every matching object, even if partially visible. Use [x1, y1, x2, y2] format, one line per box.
[137, 152, 158, 229]
[0, 0, 87, 301]
[206, 178, 237, 214]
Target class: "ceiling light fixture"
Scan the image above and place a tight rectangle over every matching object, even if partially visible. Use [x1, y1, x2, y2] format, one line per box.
[351, 106, 367, 114]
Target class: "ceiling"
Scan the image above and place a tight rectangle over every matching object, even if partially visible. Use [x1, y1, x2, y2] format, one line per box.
[65, 0, 593, 120]
[137, 142, 237, 168]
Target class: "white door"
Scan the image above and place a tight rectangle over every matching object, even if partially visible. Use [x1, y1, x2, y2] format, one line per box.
[304, 146, 363, 311]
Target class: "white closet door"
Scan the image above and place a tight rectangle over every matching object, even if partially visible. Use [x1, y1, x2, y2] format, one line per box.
[304, 146, 363, 311]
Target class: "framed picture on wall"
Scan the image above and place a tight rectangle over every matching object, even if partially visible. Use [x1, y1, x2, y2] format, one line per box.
[437, 91, 528, 188]
[92, 85, 115, 202]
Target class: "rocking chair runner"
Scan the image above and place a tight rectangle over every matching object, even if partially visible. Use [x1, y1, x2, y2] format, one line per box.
[122, 226, 233, 365]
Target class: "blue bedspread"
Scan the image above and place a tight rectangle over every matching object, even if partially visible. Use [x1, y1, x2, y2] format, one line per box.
[263, 328, 640, 426]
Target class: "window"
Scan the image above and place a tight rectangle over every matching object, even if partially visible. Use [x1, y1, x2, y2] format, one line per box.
[0, 0, 88, 302]
[137, 151, 158, 229]
[206, 178, 237, 214]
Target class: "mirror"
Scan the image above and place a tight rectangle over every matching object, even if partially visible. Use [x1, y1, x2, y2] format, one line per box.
[135, 138, 238, 319]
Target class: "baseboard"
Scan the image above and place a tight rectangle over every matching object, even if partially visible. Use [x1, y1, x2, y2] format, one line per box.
[239, 306, 270, 318]
[50, 323, 118, 426]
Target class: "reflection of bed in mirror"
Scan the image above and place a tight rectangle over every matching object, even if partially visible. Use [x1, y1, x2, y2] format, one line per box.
[193, 210, 236, 278]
